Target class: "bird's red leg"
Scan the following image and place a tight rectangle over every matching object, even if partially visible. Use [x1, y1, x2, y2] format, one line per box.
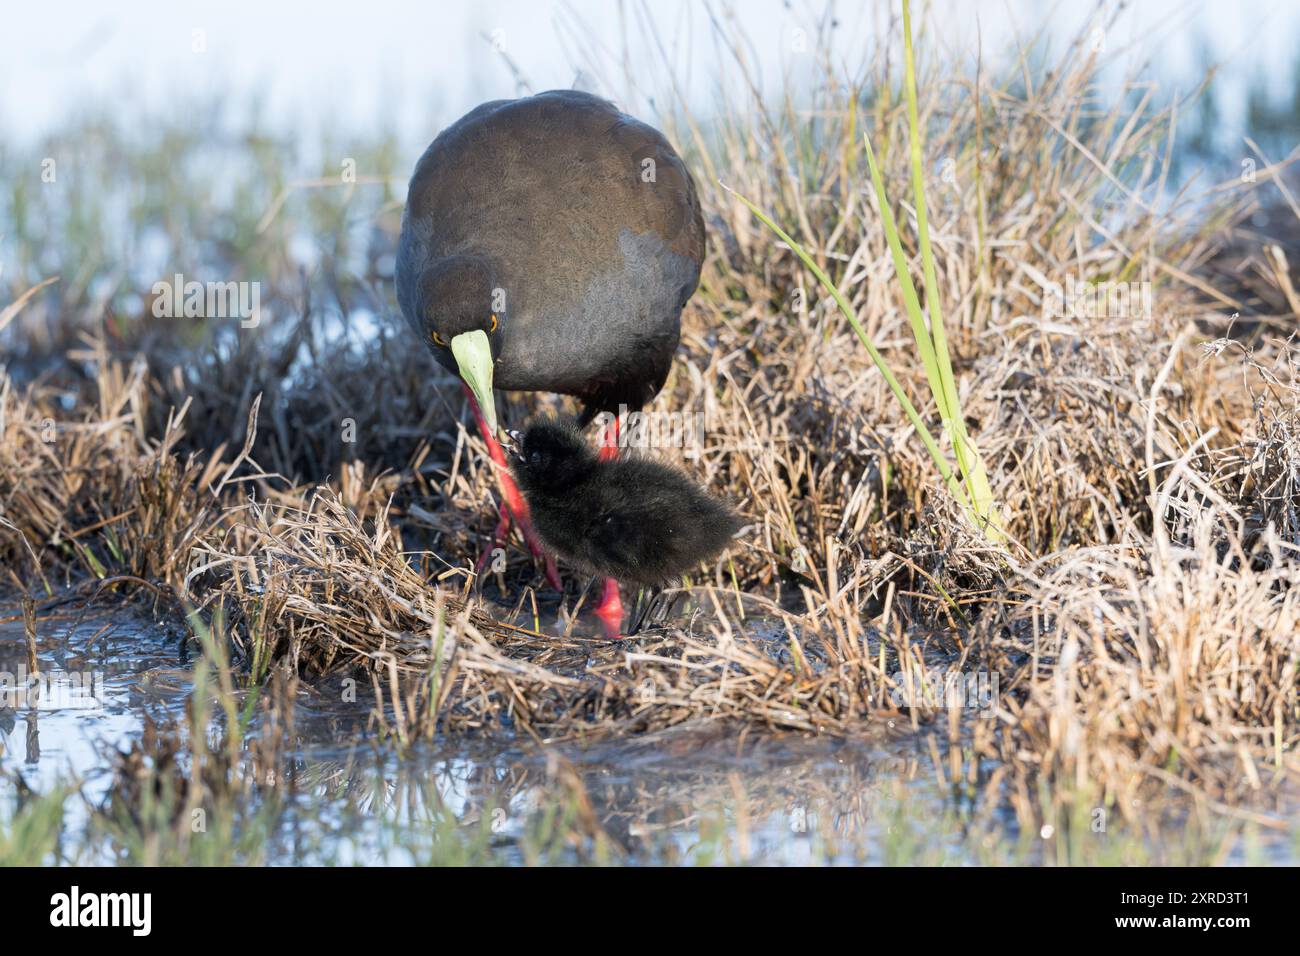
[597, 411, 620, 462]
[462, 385, 562, 591]
[591, 411, 626, 638]
[592, 577, 624, 641]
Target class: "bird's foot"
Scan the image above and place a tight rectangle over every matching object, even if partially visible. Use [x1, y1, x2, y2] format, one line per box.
[592, 578, 625, 641]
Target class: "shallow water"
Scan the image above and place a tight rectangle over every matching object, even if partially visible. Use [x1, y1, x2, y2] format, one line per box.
[1, 600, 1295, 865]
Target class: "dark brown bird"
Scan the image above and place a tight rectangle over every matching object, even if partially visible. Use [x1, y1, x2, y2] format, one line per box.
[395, 90, 706, 626]
[510, 419, 742, 636]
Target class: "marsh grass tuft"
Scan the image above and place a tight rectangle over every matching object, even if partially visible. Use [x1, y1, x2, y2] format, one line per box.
[727, 0, 1002, 541]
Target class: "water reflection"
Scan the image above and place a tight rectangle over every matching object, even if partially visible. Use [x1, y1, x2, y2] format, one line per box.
[1, 601, 1293, 865]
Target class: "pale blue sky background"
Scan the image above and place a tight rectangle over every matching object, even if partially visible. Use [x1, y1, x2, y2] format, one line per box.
[1, 0, 1297, 149]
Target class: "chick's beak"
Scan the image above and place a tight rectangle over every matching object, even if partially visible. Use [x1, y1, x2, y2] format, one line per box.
[450, 329, 497, 436]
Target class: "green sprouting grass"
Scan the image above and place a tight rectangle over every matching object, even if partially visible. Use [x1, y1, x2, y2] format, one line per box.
[726, 0, 1002, 542]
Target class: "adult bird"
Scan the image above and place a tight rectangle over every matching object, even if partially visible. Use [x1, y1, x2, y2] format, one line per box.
[396, 89, 705, 637]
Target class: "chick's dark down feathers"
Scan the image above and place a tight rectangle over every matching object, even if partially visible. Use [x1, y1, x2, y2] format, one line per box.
[512, 419, 742, 586]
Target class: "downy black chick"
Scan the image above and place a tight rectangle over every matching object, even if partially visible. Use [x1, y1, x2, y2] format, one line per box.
[509, 418, 742, 630]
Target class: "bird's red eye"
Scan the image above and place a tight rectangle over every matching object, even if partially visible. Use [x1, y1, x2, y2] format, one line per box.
[488, 314, 499, 333]
[432, 331, 446, 347]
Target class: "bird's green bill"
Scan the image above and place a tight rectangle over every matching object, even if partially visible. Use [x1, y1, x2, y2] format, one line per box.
[451, 329, 497, 436]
